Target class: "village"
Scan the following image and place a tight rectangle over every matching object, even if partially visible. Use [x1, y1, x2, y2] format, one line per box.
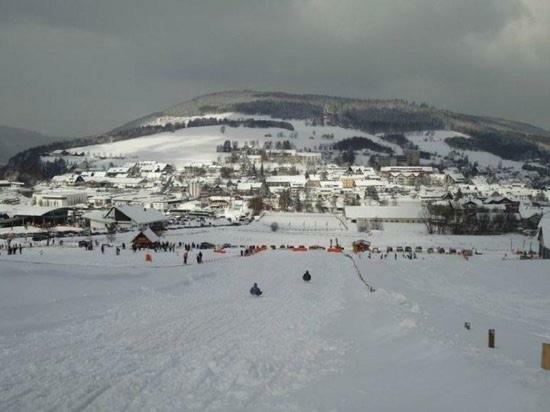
[1, 129, 550, 258]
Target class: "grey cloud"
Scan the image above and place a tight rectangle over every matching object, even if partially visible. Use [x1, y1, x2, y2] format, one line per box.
[0, 0, 548, 136]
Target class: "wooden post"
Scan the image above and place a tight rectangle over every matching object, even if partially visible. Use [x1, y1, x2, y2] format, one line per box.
[488, 329, 495, 348]
[542, 343, 550, 371]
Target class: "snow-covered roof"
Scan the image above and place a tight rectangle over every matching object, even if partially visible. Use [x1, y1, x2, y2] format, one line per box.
[266, 176, 307, 184]
[108, 205, 168, 225]
[380, 166, 434, 173]
[136, 227, 160, 243]
[345, 205, 422, 220]
[10, 206, 68, 217]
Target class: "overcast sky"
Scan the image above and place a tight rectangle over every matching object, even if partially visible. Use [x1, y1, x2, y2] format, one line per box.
[1, 0, 549, 136]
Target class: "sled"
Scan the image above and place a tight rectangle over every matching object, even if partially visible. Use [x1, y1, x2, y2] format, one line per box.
[292, 246, 308, 252]
[327, 247, 344, 253]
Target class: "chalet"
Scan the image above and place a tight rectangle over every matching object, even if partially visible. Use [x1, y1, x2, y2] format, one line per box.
[484, 196, 520, 213]
[132, 227, 161, 249]
[51, 174, 85, 186]
[445, 171, 466, 184]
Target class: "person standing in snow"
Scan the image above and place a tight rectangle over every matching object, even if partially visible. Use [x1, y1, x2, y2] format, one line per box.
[198, 251, 203, 263]
[250, 283, 262, 296]
[183, 251, 188, 265]
[303, 270, 311, 282]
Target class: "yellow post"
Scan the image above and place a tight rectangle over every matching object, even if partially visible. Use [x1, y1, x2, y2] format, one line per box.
[542, 343, 550, 371]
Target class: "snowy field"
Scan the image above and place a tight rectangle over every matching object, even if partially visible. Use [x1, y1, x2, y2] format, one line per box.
[1, 225, 549, 411]
[68, 113, 521, 170]
[406, 130, 525, 170]
[71, 114, 401, 167]
[258, 212, 348, 232]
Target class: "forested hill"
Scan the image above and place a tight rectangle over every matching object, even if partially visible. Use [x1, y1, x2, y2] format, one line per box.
[115, 90, 550, 139]
[2, 90, 550, 183]
[0, 125, 69, 166]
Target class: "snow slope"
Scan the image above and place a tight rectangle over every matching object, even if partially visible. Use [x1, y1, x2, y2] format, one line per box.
[1, 225, 549, 411]
[72, 114, 401, 167]
[73, 116, 522, 170]
[407, 130, 525, 170]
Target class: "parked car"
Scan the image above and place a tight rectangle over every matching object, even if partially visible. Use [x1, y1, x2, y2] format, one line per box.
[78, 240, 91, 248]
[415, 246, 423, 253]
[396, 246, 404, 252]
[427, 247, 434, 254]
[386, 246, 393, 252]
[438, 247, 446, 254]
[448, 248, 457, 254]
[32, 233, 49, 242]
[199, 242, 215, 249]
[404, 246, 412, 253]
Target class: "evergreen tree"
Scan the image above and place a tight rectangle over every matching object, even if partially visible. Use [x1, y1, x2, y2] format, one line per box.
[279, 189, 292, 211]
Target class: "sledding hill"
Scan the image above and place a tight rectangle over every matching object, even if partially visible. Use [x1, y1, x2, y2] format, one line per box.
[0, 225, 549, 410]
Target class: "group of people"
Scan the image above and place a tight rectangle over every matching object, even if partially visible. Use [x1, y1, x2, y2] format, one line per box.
[365, 252, 418, 260]
[2, 243, 23, 255]
[250, 270, 312, 297]
[240, 245, 264, 257]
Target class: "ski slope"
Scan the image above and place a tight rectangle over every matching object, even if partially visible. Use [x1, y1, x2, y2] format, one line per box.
[1, 226, 549, 411]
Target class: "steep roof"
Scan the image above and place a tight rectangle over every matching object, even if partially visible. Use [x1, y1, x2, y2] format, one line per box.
[107, 205, 168, 225]
[134, 227, 160, 243]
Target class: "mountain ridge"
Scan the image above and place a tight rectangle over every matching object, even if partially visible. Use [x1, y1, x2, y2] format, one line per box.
[113, 90, 550, 139]
[0, 125, 72, 166]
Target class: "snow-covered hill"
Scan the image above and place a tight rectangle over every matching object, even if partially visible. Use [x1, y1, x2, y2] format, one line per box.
[73, 113, 403, 167]
[73, 112, 529, 170]
[407, 130, 525, 170]
[0, 224, 549, 410]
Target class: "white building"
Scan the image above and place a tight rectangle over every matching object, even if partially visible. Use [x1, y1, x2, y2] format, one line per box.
[32, 191, 88, 207]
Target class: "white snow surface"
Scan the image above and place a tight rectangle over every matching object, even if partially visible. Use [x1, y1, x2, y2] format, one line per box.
[407, 130, 524, 170]
[1, 223, 549, 411]
[72, 115, 522, 169]
[72, 114, 400, 167]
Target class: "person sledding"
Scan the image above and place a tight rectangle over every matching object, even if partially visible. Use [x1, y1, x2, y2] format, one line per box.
[302, 270, 311, 282]
[250, 282, 263, 296]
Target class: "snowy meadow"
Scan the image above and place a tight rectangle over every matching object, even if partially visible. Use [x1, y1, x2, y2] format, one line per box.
[1, 222, 549, 411]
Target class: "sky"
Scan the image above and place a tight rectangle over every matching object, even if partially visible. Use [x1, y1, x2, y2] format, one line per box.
[1, 0, 549, 137]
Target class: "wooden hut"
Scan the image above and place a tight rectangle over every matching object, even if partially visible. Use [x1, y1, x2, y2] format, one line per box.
[132, 227, 160, 249]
